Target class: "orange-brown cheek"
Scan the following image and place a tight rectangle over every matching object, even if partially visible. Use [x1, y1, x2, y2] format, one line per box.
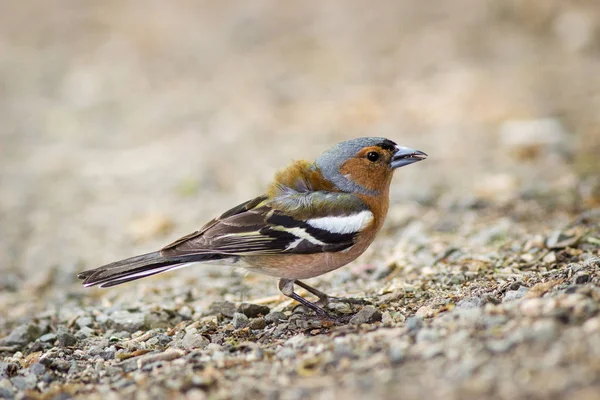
[339, 158, 392, 192]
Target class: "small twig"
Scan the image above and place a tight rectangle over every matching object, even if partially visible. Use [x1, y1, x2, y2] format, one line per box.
[518, 249, 550, 269]
[126, 331, 154, 344]
[246, 295, 283, 305]
[137, 349, 185, 368]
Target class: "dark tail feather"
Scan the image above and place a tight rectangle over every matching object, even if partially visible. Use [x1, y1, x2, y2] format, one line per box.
[78, 251, 223, 288]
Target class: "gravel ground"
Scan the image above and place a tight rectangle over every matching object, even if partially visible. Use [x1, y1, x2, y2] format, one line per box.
[1, 205, 599, 400]
[1, 1, 600, 399]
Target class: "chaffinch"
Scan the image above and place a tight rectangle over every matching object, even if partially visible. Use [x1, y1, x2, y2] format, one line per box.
[79, 137, 427, 317]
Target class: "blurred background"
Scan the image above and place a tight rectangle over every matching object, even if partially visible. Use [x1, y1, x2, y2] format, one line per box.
[1, 0, 599, 295]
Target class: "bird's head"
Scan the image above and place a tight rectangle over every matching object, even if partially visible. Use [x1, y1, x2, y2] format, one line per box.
[316, 137, 427, 196]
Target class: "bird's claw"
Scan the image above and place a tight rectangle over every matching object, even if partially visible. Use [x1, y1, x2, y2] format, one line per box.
[316, 295, 372, 307]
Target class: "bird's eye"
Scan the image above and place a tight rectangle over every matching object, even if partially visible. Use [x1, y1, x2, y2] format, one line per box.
[367, 152, 380, 162]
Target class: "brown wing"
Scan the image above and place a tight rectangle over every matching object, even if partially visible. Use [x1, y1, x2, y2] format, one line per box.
[160, 192, 368, 258]
[161, 195, 268, 251]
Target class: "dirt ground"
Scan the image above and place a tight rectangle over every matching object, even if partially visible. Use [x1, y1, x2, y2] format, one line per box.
[1, 1, 599, 399]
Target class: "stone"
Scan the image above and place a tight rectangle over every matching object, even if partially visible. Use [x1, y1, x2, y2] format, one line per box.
[1, 323, 40, 346]
[276, 347, 297, 360]
[406, 317, 423, 332]
[486, 339, 514, 353]
[238, 303, 270, 318]
[350, 306, 382, 325]
[57, 327, 78, 347]
[248, 317, 266, 330]
[327, 302, 353, 314]
[531, 319, 559, 342]
[106, 311, 147, 333]
[415, 305, 434, 318]
[332, 342, 355, 361]
[0, 384, 13, 400]
[416, 328, 440, 343]
[28, 363, 45, 376]
[178, 306, 193, 320]
[76, 316, 93, 328]
[503, 286, 529, 303]
[87, 345, 105, 357]
[456, 297, 484, 309]
[181, 331, 209, 350]
[100, 350, 116, 360]
[388, 342, 406, 365]
[232, 313, 249, 329]
[208, 301, 237, 318]
[574, 273, 590, 285]
[10, 374, 37, 391]
[75, 327, 95, 339]
[0, 362, 20, 378]
[265, 312, 288, 325]
[39, 333, 57, 343]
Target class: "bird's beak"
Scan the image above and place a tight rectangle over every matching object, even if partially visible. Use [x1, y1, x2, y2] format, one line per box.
[391, 146, 428, 169]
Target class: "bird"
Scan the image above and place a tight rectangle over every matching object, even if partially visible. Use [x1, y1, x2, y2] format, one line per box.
[78, 137, 427, 317]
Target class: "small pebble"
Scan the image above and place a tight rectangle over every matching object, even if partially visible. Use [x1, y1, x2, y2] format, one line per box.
[28, 363, 45, 376]
[265, 312, 288, 325]
[232, 313, 249, 329]
[248, 317, 266, 330]
[416, 328, 440, 343]
[503, 286, 529, 303]
[573, 273, 590, 284]
[181, 331, 209, 350]
[350, 306, 382, 325]
[1, 323, 40, 346]
[388, 342, 406, 365]
[106, 311, 147, 333]
[406, 317, 423, 332]
[327, 302, 353, 314]
[0, 362, 20, 378]
[457, 297, 484, 309]
[276, 347, 297, 360]
[11, 375, 37, 391]
[178, 306, 193, 319]
[76, 316, 93, 328]
[39, 333, 57, 343]
[238, 303, 270, 318]
[75, 326, 95, 339]
[415, 306, 434, 318]
[209, 301, 237, 318]
[57, 327, 78, 347]
[487, 339, 514, 353]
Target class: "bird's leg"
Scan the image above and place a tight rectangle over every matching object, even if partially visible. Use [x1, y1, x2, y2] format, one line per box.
[293, 280, 332, 306]
[295, 280, 370, 306]
[278, 278, 329, 318]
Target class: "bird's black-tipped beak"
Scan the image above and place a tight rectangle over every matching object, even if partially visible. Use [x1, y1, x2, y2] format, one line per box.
[391, 146, 428, 169]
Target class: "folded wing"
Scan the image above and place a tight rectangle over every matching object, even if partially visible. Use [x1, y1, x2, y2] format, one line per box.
[161, 191, 373, 257]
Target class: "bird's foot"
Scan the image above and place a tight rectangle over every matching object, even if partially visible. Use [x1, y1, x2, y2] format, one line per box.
[318, 295, 371, 307]
[293, 279, 370, 307]
[279, 278, 368, 324]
